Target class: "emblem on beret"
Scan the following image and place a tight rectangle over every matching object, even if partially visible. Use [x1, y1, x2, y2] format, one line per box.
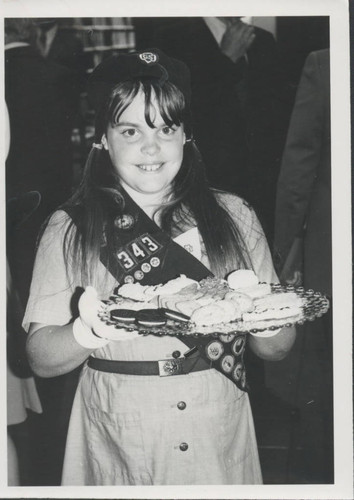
[139, 52, 158, 64]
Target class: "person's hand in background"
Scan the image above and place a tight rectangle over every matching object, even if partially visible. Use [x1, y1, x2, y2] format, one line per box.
[220, 18, 256, 63]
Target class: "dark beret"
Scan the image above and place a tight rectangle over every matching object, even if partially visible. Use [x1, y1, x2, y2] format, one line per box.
[88, 48, 191, 113]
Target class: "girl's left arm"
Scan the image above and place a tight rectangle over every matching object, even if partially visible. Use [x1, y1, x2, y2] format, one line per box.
[247, 326, 297, 361]
[239, 202, 297, 360]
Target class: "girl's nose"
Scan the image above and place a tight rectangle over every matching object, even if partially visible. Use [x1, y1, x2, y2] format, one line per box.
[141, 137, 160, 156]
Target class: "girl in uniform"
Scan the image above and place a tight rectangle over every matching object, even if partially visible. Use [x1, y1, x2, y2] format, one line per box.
[24, 49, 296, 485]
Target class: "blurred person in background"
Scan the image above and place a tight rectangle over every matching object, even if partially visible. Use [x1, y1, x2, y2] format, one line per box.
[34, 17, 86, 121]
[5, 18, 77, 485]
[35, 18, 86, 86]
[274, 49, 333, 482]
[5, 17, 76, 305]
[6, 104, 42, 486]
[274, 49, 331, 298]
[34, 17, 88, 181]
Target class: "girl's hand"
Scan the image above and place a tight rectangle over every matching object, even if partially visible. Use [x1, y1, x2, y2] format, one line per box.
[78, 286, 103, 330]
[79, 286, 140, 342]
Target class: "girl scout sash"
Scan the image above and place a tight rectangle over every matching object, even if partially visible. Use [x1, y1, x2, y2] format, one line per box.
[65, 189, 248, 391]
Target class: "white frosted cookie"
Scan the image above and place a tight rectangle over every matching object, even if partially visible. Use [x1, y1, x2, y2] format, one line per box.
[117, 282, 160, 302]
[214, 299, 242, 322]
[224, 291, 254, 312]
[239, 283, 272, 299]
[194, 292, 216, 307]
[118, 275, 198, 302]
[157, 275, 198, 296]
[243, 292, 304, 322]
[253, 291, 301, 308]
[158, 286, 204, 312]
[190, 303, 228, 326]
[243, 306, 302, 322]
[227, 269, 259, 290]
[174, 299, 203, 316]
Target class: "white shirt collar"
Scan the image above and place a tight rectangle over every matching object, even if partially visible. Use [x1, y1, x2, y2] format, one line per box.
[203, 17, 250, 63]
[5, 42, 30, 50]
[38, 23, 58, 56]
[203, 17, 226, 46]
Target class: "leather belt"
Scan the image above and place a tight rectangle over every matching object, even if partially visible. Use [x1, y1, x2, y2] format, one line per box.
[88, 354, 211, 377]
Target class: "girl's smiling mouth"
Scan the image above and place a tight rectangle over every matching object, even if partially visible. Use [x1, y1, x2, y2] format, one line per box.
[137, 163, 163, 172]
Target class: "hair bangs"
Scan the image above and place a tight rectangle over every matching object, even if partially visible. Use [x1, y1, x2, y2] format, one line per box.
[107, 79, 186, 131]
[146, 80, 186, 129]
[108, 82, 140, 128]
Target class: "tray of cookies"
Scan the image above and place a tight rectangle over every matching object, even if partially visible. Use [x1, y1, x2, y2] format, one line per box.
[96, 271, 330, 338]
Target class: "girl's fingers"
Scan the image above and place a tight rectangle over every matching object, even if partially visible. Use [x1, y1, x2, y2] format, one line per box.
[92, 317, 140, 341]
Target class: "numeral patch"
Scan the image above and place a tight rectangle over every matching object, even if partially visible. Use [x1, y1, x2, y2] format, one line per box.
[116, 233, 162, 272]
[116, 250, 135, 270]
[127, 241, 147, 261]
[140, 234, 160, 252]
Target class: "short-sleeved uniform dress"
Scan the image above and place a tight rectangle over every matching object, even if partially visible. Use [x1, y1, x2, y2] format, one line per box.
[23, 192, 277, 485]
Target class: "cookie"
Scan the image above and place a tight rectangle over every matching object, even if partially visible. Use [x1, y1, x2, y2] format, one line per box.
[191, 303, 227, 326]
[227, 269, 258, 290]
[110, 309, 137, 323]
[136, 309, 167, 326]
[161, 308, 191, 323]
[224, 291, 254, 312]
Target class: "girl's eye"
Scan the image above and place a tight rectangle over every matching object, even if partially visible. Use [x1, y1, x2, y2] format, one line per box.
[161, 126, 176, 136]
[122, 128, 139, 138]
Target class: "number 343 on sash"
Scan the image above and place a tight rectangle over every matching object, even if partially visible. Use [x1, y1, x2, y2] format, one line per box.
[116, 233, 161, 270]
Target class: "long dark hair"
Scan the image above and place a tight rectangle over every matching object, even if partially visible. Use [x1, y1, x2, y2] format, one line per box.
[61, 78, 252, 285]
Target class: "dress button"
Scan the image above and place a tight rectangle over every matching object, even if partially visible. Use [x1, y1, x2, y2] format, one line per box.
[172, 350, 181, 358]
[179, 442, 188, 451]
[177, 401, 186, 410]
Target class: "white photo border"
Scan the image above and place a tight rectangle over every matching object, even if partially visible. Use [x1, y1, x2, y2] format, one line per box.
[0, 0, 352, 499]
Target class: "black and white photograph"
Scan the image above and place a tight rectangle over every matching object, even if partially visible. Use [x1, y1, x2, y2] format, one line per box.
[1, 0, 352, 498]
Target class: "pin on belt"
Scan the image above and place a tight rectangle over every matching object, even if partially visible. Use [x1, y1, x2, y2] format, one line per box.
[158, 358, 184, 376]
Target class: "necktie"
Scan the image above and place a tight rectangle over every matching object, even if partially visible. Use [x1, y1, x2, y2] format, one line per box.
[39, 30, 47, 56]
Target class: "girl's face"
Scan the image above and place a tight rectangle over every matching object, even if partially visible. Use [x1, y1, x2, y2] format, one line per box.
[103, 90, 185, 201]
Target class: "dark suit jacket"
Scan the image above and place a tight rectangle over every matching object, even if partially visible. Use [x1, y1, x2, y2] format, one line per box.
[135, 17, 290, 240]
[5, 45, 75, 203]
[47, 28, 86, 98]
[274, 49, 331, 295]
[5, 44, 76, 302]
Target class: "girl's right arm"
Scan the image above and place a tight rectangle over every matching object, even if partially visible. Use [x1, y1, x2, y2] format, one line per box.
[26, 287, 140, 378]
[26, 285, 109, 378]
[27, 322, 98, 378]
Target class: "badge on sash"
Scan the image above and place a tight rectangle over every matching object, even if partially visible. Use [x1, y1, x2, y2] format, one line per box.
[114, 214, 135, 230]
[206, 340, 224, 361]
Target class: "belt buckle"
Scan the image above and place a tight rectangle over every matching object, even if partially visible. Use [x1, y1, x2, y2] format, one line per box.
[158, 358, 183, 377]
